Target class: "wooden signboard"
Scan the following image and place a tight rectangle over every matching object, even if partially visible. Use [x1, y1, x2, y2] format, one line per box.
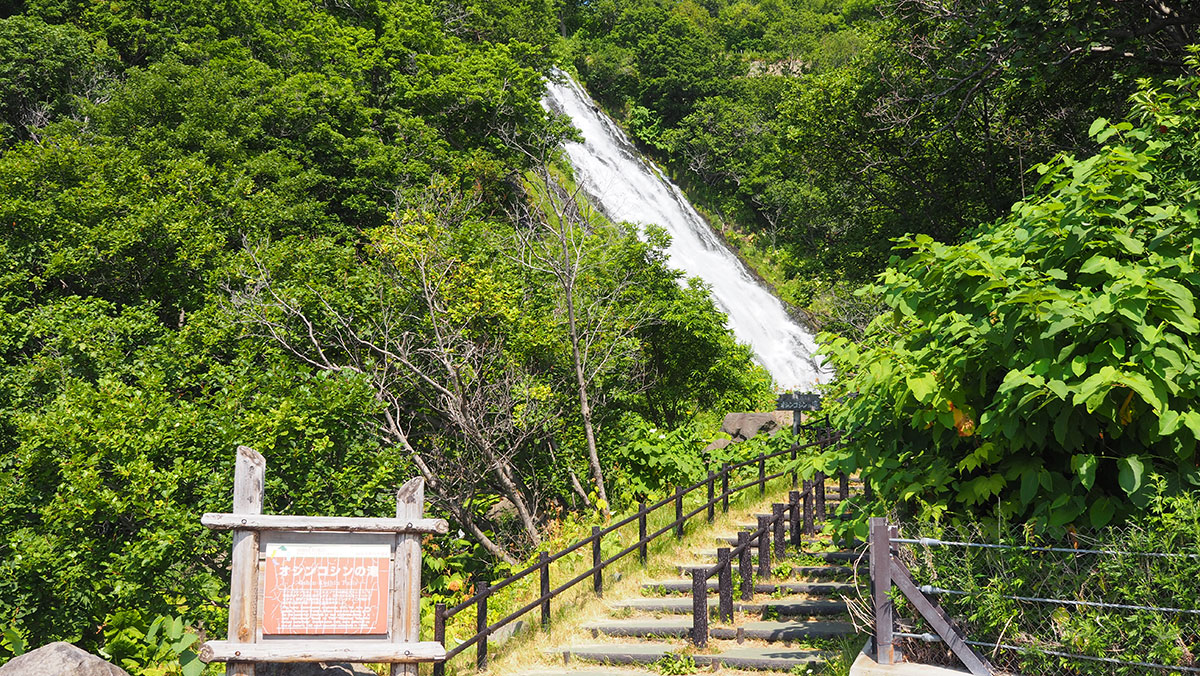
[261, 539, 391, 635]
[200, 446, 449, 674]
[775, 393, 822, 411]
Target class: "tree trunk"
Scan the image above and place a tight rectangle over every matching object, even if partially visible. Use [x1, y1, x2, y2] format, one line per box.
[565, 290, 610, 517]
[404, 442, 519, 565]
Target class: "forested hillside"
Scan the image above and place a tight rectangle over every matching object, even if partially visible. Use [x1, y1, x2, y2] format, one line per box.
[564, 0, 1199, 315]
[4, 0, 1200, 663]
[0, 0, 770, 651]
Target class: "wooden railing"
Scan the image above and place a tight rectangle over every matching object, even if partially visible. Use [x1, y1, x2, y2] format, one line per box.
[688, 473, 851, 647]
[432, 435, 844, 674]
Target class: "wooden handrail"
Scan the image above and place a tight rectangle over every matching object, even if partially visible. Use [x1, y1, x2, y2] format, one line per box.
[433, 436, 844, 675]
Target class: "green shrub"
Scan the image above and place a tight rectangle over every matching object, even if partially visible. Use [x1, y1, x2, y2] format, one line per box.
[821, 60, 1200, 528]
[893, 486, 1200, 674]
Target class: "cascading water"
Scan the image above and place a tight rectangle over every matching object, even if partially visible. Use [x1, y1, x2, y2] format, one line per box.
[542, 72, 832, 391]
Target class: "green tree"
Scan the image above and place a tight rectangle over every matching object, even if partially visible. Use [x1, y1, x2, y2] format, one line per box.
[821, 66, 1200, 528]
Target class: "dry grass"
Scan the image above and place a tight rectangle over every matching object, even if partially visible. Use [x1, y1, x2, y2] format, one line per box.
[445, 473, 828, 676]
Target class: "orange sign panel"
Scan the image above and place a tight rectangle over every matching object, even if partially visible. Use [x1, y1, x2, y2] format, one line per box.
[262, 542, 391, 635]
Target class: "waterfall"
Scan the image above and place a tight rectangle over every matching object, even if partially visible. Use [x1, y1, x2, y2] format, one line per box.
[541, 72, 832, 391]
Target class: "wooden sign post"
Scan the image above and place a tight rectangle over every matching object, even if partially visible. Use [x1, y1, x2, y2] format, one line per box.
[776, 393, 822, 435]
[200, 446, 448, 674]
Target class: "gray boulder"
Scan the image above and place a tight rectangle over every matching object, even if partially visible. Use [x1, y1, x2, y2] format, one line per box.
[720, 412, 780, 442]
[0, 642, 129, 676]
[703, 437, 733, 453]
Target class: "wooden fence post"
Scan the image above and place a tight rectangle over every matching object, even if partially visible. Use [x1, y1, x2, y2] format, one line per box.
[756, 515, 771, 581]
[392, 477, 425, 676]
[772, 503, 785, 560]
[227, 445, 264, 676]
[803, 480, 815, 536]
[758, 454, 766, 496]
[674, 486, 684, 539]
[737, 531, 753, 601]
[870, 517, 893, 665]
[691, 569, 708, 648]
[839, 472, 850, 501]
[788, 491, 801, 547]
[721, 463, 730, 513]
[815, 470, 826, 521]
[539, 551, 551, 629]
[790, 444, 798, 488]
[592, 526, 603, 596]
[476, 582, 489, 670]
[707, 471, 716, 523]
[433, 604, 446, 676]
[638, 502, 648, 564]
[717, 548, 733, 622]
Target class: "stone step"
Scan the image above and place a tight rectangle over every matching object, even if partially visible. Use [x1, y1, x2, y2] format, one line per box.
[609, 596, 848, 617]
[709, 543, 862, 562]
[642, 580, 853, 596]
[557, 643, 829, 671]
[675, 562, 863, 578]
[749, 505, 844, 520]
[735, 522, 864, 538]
[584, 618, 856, 641]
[552, 642, 673, 666]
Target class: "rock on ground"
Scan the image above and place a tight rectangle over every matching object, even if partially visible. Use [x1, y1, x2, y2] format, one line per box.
[720, 412, 781, 442]
[0, 642, 130, 676]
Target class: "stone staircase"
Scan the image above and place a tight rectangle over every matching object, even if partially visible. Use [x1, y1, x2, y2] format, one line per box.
[531, 484, 866, 675]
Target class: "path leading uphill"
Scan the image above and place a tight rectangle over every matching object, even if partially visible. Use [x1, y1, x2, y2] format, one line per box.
[524, 479, 867, 675]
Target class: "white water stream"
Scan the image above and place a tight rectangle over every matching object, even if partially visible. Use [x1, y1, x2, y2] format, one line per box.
[542, 73, 831, 391]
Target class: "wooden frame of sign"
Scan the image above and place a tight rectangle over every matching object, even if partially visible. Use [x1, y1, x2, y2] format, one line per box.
[199, 446, 449, 675]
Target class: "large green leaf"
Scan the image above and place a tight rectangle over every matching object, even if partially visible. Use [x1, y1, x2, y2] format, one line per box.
[1117, 456, 1145, 495]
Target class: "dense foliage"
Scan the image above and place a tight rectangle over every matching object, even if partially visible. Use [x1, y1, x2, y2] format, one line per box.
[0, 0, 770, 655]
[896, 489, 1200, 674]
[820, 67, 1200, 528]
[565, 0, 1199, 303]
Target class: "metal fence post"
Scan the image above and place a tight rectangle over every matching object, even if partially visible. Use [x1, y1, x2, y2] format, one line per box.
[803, 480, 815, 536]
[758, 454, 766, 495]
[788, 490, 801, 547]
[717, 548, 733, 622]
[737, 531, 753, 600]
[539, 551, 550, 629]
[638, 501, 648, 565]
[692, 568, 708, 648]
[592, 526, 603, 596]
[756, 515, 771, 580]
[433, 603, 446, 676]
[476, 582, 489, 670]
[870, 517, 894, 665]
[707, 471, 716, 522]
[721, 463, 730, 512]
[675, 486, 684, 538]
[772, 503, 785, 559]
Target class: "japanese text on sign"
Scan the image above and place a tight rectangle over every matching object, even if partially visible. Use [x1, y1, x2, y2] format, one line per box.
[262, 542, 390, 635]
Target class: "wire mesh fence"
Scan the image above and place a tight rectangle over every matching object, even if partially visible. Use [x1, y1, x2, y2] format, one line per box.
[887, 515, 1200, 675]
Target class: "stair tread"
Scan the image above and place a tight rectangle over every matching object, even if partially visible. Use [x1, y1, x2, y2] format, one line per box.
[584, 618, 856, 641]
[674, 563, 862, 577]
[610, 597, 847, 615]
[557, 643, 829, 669]
[642, 580, 853, 595]
[709, 542, 861, 560]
